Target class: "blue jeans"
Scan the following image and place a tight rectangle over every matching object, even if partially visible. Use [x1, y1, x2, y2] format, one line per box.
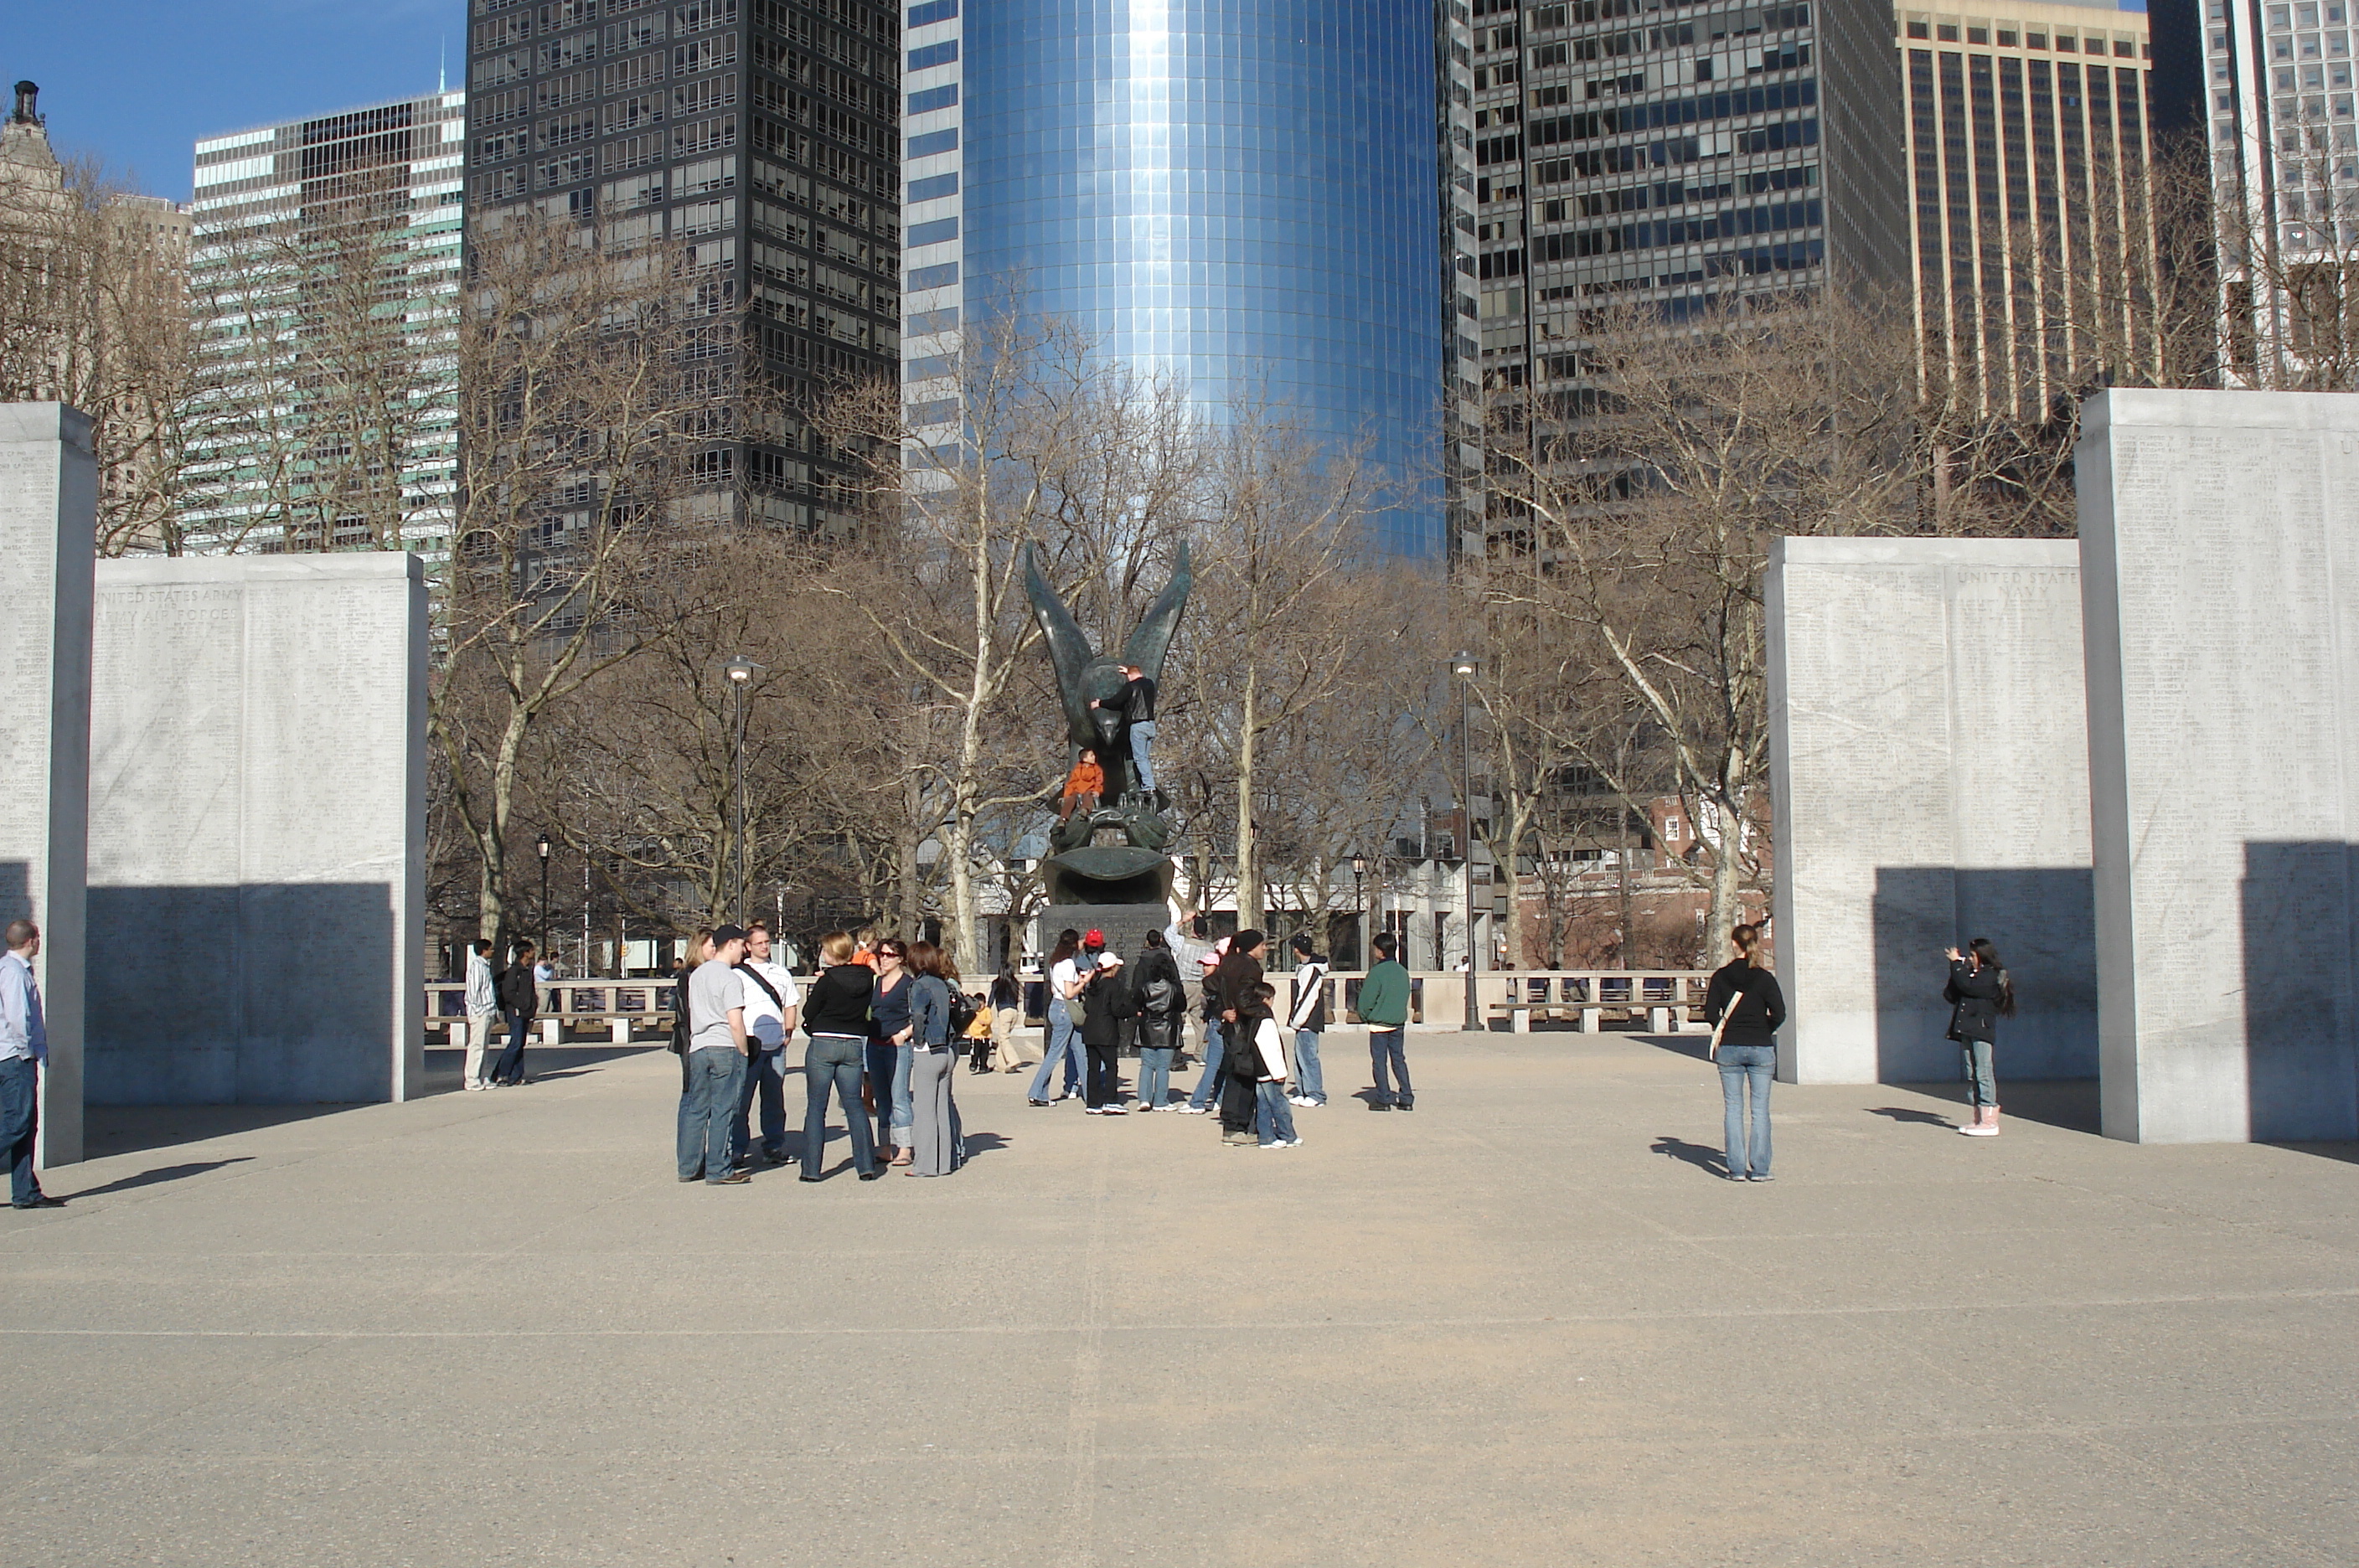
[492, 1008, 529, 1084]
[1368, 1027, 1412, 1106]
[1719, 1044, 1775, 1178]
[1255, 1080, 1298, 1144]
[1187, 1019, 1226, 1109]
[1959, 1039, 1997, 1107]
[1293, 1029, 1325, 1102]
[1128, 720, 1157, 791]
[1029, 999, 1082, 1100]
[1, 1055, 40, 1204]
[735, 1047, 790, 1161]
[1136, 1045, 1173, 1108]
[805, 1034, 877, 1176]
[680, 1048, 746, 1183]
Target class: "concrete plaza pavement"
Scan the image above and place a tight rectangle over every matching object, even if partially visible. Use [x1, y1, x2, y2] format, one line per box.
[3, 1029, 2356, 1566]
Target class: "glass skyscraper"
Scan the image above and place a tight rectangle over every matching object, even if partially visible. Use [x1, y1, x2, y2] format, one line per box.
[901, 0, 1459, 555]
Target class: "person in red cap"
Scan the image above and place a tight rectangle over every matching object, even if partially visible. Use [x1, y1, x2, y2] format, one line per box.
[1077, 932, 1130, 1112]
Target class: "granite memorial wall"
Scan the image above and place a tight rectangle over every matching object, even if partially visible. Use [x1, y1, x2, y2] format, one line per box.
[0, 405, 93, 1164]
[2080, 389, 2359, 1143]
[86, 554, 429, 1105]
[1766, 537, 2096, 1086]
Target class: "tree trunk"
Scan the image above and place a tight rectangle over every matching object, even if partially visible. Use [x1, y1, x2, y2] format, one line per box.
[1703, 792, 1743, 969]
[898, 772, 925, 936]
[1236, 663, 1261, 929]
[1616, 809, 1633, 970]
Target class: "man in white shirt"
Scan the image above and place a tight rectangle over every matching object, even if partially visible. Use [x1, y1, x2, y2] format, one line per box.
[681, 924, 754, 1186]
[462, 938, 499, 1091]
[1, 920, 60, 1209]
[731, 921, 803, 1168]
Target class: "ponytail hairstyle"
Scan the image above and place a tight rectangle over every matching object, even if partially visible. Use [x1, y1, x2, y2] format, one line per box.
[1969, 937, 2016, 1016]
[1730, 922, 1766, 968]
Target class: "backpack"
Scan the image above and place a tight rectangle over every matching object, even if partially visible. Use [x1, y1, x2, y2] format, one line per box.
[946, 986, 978, 1039]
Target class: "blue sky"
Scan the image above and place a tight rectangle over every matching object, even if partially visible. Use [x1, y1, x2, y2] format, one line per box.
[8, 0, 458, 199]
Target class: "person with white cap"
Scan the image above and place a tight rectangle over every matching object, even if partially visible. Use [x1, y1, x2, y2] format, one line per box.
[1076, 930, 1129, 1113]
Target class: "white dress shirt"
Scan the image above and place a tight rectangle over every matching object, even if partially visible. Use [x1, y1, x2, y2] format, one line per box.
[0, 950, 47, 1065]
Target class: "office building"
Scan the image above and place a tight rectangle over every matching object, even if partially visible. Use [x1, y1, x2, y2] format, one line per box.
[900, 0, 1464, 556]
[1897, 3, 2156, 413]
[2155, 0, 2359, 384]
[1468, 0, 1911, 400]
[187, 90, 466, 554]
[462, 0, 902, 534]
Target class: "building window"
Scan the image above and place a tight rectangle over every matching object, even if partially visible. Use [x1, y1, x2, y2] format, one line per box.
[908, 0, 959, 25]
[906, 171, 958, 201]
[909, 39, 959, 70]
[909, 84, 959, 113]
[907, 260, 958, 290]
[906, 215, 958, 247]
[908, 127, 959, 157]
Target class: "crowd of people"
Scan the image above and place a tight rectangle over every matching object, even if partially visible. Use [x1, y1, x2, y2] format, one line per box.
[448, 902, 2017, 1192]
[1017, 921, 1416, 1147]
[644, 912, 1422, 1184]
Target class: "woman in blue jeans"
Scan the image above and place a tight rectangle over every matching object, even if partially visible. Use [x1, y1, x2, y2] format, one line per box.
[1704, 923, 1787, 1182]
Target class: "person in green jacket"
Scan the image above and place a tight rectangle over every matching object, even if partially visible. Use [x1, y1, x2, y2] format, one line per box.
[1357, 932, 1414, 1112]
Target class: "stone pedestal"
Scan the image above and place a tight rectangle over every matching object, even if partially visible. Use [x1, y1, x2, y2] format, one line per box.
[86, 554, 429, 1105]
[1039, 905, 1168, 963]
[0, 405, 93, 1166]
[1766, 537, 2095, 1086]
[2079, 389, 2359, 1143]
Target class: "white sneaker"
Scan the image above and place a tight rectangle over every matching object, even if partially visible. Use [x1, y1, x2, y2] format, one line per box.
[1290, 1095, 1314, 1106]
[1103, 1105, 1128, 1115]
[1283, 1137, 1303, 1148]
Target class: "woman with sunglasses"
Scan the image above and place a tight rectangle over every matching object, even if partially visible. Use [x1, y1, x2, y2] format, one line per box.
[870, 939, 917, 1167]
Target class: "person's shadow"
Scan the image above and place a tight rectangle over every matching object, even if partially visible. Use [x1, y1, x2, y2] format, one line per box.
[1649, 1136, 1730, 1179]
[1865, 1106, 1956, 1128]
[70, 1157, 253, 1199]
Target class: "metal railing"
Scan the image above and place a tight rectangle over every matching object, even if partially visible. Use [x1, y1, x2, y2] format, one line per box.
[421, 967, 1719, 1044]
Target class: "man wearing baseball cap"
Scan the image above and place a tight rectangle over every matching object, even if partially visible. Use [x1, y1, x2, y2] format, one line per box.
[679, 924, 754, 1185]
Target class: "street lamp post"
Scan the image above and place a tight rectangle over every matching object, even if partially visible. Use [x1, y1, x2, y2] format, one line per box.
[724, 656, 761, 924]
[1450, 652, 1479, 1031]
[1350, 853, 1367, 970]
[535, 833, 552, 959]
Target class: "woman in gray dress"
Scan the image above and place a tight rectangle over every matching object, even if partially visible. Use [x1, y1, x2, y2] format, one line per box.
[904, 941, 963, 1177]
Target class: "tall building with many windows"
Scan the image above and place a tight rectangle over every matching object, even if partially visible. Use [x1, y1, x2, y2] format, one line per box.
[462, 0, 902, 534]
[899, 0, 1460, 555]
[186, 90, 466, 554]
[1469, 0, 1910, 401]
[2155, 0, 2359, 384]
[1897, 3, 2155, 413]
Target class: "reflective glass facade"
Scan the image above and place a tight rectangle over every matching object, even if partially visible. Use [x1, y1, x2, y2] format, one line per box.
[959, 0, 1450, 554]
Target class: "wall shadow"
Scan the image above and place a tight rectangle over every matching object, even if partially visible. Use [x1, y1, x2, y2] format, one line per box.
[83, 1102, 356, 1159]
[0, 861, 28, 926]
[1879, 1080, 2101, 1135]
[2240, 843, 2359, 1142]
[1873, 867, 2096, 1082]
[85, 883, 394, 1105]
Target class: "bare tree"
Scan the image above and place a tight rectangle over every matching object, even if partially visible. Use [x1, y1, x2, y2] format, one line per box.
[817, 312, 1204, 972]
[1484, 288, 1927, 959]
[1185, 406, 1385, 930]
[0, 150, 193, 554]
[433, 212, 740, 953]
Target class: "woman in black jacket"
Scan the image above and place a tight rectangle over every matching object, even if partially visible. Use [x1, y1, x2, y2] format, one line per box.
[1212, 932, 1269, 1146]
[1130, 931, 1187, 1110]
[799, 931, 883, 1181]
[1945, 937, 2015, 1137]
[1078, 946, 1131, 1114]
[1704, 923, 1787, 1182]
